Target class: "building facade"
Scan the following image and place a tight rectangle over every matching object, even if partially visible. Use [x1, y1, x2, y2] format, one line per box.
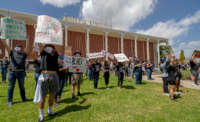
[0, 8, 168, 65]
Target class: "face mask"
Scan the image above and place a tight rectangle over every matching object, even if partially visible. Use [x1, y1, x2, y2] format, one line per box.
[44, 47, 53, 54]
[15, 47, 21, 52]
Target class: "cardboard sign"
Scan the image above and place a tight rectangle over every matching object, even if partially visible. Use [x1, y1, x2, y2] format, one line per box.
[35, 15, 63, 45]
[114, 53, 129, 62]
[63, 56, 86, 73]
[107, 52, 114, 60]
[87, 52, 104, 59]
[0, 18, 27, 40]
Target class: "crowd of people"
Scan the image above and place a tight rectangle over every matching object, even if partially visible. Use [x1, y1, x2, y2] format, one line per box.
[0, 43, 200, 122]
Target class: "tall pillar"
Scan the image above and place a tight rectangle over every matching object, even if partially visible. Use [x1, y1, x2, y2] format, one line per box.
[147, 38, 150, 61]
[86, 28, 90, 54]
[120, 33, 124, 53]
[105, 31, 108, 52]
[157, 40, 160, 64]
[134, 36, 138, 58]
[64, 25, 68, 48]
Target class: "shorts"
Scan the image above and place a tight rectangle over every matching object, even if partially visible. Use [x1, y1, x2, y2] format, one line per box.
[175, 72, 182, 81]
[191, 70, 198, 76]
[168, 80, 176, 85]
[71, 73, 83, 85]
[39, 73, 59, 96]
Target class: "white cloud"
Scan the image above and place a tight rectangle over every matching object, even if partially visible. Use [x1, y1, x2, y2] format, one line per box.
[40, 0, 81, 8]
[174, 40, 200, 58]
[80, 0, 157, 30]
[137, 10, 200, 57]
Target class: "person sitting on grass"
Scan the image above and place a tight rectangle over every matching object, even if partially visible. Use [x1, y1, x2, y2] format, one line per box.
[34, 44, 59, 122]
[166, 53, 178, 101]
[103, 60, 110, 89]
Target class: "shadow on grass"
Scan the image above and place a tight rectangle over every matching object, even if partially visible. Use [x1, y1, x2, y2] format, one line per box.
[80, 92, 96, 96]
[174, 94, 182, 100]
[122, 85, 135, 89]
[98, 86, 115, 90]
[60, 97, 79, 104]
[13, 98, 33, 104]
[45, 104, 91, 121]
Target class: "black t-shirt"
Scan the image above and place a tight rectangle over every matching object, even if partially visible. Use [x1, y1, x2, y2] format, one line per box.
[167, 65, 177, 81]
[1, 59, 9, 68]
[134, 61, 142, 72]
[57, 62, 66, 80]
[116, 64, 124, 73]
[190, 60, 198, 71]
[9, 51, 27, 71]
[93, 63, 102, 73]
[33, 59, 41, 73]
[40, 50, 59, 71]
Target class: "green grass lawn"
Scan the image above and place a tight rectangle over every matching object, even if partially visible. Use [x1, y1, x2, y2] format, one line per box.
[0, 73, 200, 122]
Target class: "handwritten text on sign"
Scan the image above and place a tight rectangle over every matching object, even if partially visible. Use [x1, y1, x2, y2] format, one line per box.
[87, 52, 104, 59]
[64, 56, 86, 73]
[35, 15, 63, 45]
[0, 18, 27, 40]
[114, 53, 129, 62]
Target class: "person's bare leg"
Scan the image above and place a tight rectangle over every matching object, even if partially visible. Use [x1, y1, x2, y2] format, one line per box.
[169, 85, 175, 100]
[191, 75, 195, 84]
[39, 96, 46, 120]
[48, 93, 54, 114]
[72, 84, 75, 98]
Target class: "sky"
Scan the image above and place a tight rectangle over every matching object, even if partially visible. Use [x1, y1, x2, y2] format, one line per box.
[1, 0, 200, 58]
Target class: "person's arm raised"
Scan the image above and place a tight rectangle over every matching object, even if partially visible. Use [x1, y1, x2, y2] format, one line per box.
[25, 36, 31, 54]
[0, 39, 11, 54]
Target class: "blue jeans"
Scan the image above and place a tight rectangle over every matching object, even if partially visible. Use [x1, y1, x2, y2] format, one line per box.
[89, 70, 92, 80]
[34, 72, 40, 89]
[55, 79, 66, 99]
[94, 73, 99, 89]
[146, 69, 152, 80]
[8, 71, 26, 102]
[135, 72, 142, 84]
[1, 67, 8, 82]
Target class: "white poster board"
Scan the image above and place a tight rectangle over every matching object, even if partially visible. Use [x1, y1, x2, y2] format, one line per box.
[63, 56, 86, 73]
[0, 17, 27, 40]
[87, 52, 104, 59]
[35, 15, 63, 45]
[107, 52, 114, 60]
[114, 53, 129, 62]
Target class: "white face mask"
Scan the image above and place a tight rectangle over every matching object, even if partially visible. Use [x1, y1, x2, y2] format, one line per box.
[44, 47, 53, 54]
[15, 47, 21, 52]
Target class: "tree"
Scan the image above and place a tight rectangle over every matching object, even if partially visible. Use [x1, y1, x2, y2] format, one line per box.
[179, 50, 185, 64]
[160, 45, 172, 58]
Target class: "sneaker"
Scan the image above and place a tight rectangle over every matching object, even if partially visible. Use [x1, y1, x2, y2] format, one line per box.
[77, 91, 81, 96]
[72, 94, 75, 99]
[8, 102, 12, 107]
[192, 83, 197, 86]
[163, 93, 169, 96]
[38, 117, 44, 122]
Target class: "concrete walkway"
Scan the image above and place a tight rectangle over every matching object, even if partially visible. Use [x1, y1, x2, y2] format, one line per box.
[143, 75, 200, 90]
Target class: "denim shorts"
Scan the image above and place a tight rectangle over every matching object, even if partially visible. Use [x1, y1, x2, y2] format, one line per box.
[39, 73, 59, 96]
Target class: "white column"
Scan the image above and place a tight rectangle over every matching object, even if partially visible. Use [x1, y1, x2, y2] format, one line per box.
[157, 40, 160, 64]
[120, 33, 124, 53]
[134, 36, 138, 58]
[105, 31, 108, 52]
[147, 38, 150, 61]
[64, 25, 68, 48]
[86, 28, 90, 54]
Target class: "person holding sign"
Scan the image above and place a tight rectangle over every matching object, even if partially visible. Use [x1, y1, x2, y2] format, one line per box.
[71, 50, 83, 99]
[92, 59, 102, 89]
[34, 44, 59, 122]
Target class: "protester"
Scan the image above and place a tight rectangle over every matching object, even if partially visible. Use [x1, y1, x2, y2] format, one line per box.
[103, 60, 110, 89]
[134, 59, 143, 84]
[34, 44, 59, 122]
[71, 50, 83, 98]
[1, 56, 9, 83]
[190, 54, 199, 86]
[159, 58, 169, 95]
[166, 53, 178, 100]
[116, 62, 125, 89]
[146, 61, 153, 80]
[55, 55, 68, 104]
[175, 60, 182, 94]
[33, 52, 41, 89]
[93, 59, 102, 89]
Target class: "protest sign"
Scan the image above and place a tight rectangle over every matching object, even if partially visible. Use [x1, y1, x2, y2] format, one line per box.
[0, 17, 27, 40]
[63, 55, 86, 73]
[107, 52, 114, 60]
[35, 15, 63, 45]
[114, 53, 129, 62]
[87, 52, 104, 59]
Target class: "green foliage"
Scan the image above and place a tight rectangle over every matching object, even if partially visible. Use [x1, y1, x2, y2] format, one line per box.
[160, 45, 172, 58]
[181, 70, 191, 80]
[0, 73, 200, 122]
[179, 50, 185, 64]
